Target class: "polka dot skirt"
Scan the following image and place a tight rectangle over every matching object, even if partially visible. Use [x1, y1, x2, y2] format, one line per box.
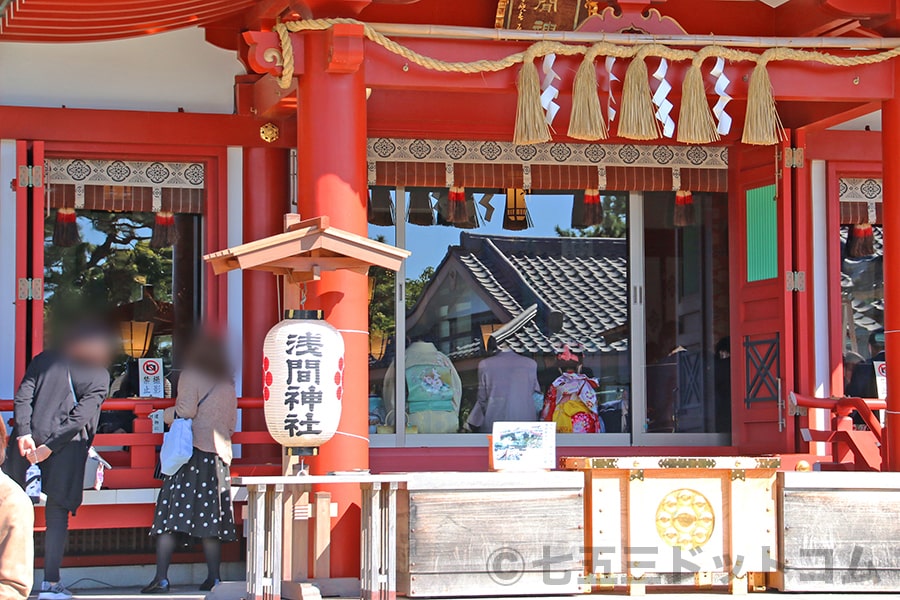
[152, 449, 237, 541]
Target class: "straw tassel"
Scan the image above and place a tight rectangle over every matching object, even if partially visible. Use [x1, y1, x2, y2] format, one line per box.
[847, 223, 875, 258]
[514, 55, 551, 145]
[53, 207, 80, 247]
[150, 211, 177, 249]
[568, 48, 608, 141]
[742, 53, 785, 145]
[677, 60, 720, 144]
[674, 191, 694, 227]
[618, 49, 661, 141]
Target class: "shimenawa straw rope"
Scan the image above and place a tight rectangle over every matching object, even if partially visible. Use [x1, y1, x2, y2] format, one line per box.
[272, 19, 900, 146]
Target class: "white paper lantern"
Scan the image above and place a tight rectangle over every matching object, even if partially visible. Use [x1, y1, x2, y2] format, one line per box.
[262, 310, 345, 447]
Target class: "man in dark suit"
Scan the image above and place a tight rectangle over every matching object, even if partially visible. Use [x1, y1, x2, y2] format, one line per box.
[5, 323, 111, 600]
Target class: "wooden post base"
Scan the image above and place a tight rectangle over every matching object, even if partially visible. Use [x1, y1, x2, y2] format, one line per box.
[281, 582, 324, 600]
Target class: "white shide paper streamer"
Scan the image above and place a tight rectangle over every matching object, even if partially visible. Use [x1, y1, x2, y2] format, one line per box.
[605, 56, 619, 123]
[541, 54, 561, 128]
[710, 57, 733, 136]
[651, 58, 675, 138]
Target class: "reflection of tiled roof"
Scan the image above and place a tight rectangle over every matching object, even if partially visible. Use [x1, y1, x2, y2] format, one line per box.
[841, 226, 883, 333]
[453, 232, 628, 354]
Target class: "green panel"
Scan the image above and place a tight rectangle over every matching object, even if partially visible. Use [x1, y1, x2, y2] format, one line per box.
[745, 184, 778, 282]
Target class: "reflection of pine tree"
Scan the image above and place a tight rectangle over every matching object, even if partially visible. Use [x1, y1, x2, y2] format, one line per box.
[405, 266, 435, 309]
[43, 212, 174, 340]
[367, 237, 435, 345]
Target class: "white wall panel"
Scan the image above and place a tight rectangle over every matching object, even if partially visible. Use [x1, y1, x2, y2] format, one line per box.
[0, 28, 242, 114]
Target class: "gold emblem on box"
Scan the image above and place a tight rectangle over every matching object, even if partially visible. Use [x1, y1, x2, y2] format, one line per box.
[655, 488, 715, 550]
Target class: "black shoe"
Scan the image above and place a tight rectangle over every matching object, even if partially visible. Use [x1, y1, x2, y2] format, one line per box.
[199, 578, 221, 592]
[141, 579, 170, 594]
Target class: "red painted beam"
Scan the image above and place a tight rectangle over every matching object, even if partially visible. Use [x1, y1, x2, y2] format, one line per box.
[0, 106, 297, 149]
[822, 0, 892, 17]
[235, 74, 299, 118]
[805, 129, 883, 161]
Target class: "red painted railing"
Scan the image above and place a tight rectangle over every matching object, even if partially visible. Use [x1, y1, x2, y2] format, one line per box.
[791, 392, 886, 471]
[0, 397, 282, 489]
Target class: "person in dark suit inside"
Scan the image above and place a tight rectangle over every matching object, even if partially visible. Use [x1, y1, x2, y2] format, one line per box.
[846, 329, 886, 427]
[4, 322, 112, 600]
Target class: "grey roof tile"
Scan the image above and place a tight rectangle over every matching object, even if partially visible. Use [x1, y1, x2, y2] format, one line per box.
[840, 225, 884, 336]
[452, 232, 629, 355]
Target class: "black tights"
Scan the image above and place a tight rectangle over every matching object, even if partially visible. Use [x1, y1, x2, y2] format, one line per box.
[154, 533, 222, 583]
[44, 498, 70, 583]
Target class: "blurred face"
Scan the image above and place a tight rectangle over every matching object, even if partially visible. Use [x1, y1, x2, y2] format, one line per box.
[67, 336, 113, 367]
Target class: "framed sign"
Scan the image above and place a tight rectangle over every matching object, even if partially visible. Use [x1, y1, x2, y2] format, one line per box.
[138, 358, 165, 398]
[874, 360, 887, 400]
[491, 421, 556, 471]
[497, 0, 588, 31]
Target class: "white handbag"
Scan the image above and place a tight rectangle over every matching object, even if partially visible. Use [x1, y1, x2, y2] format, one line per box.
[66, 370, 112, 490]
[159, 386, 213, 477]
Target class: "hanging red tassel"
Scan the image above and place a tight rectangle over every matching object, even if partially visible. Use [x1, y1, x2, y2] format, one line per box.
[53, 207, 80, 247]
[847, 223, 875, 258]
[150, 211, 177, 249]
[673, 190, 694, 228]
[582, 189, 604, 228]
[448, 186, 468, 224]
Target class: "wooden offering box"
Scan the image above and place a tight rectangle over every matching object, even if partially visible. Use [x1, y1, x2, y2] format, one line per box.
[561, 456, 779, 594]
[397, 471, 585, 597]
[773, 471, 900, 592]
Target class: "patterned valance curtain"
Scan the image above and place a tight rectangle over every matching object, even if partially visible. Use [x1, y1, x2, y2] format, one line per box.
[367, 138, 729, 193]
[46, 159, 206, 214]
[45, 158, 206, 248]
[839, 177, 882, 225]
[370, 162, 728, 193]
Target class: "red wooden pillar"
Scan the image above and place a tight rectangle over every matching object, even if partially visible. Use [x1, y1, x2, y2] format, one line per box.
[242, 147, 290, 461]
[296, 26, 369, 578]
[883, 59, 900, 471]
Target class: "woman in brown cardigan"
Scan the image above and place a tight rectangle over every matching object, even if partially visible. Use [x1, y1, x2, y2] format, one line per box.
[0, 426, 33, 600]
[142, 335, 237, 594]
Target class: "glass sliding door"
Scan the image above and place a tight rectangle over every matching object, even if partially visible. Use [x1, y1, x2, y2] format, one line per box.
[631, 191, 731, 446]
[370, 188, 633, 447]
[369, 185, 732, 448]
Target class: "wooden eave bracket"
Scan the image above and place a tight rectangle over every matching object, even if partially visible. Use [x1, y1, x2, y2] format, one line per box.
[204, 214, 409, 280]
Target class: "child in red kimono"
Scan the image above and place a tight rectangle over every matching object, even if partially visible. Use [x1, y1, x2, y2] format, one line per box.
[541, 345, 604, 433]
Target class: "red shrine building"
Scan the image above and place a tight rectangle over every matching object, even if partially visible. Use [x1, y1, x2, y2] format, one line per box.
[1, 0, 899, 580]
